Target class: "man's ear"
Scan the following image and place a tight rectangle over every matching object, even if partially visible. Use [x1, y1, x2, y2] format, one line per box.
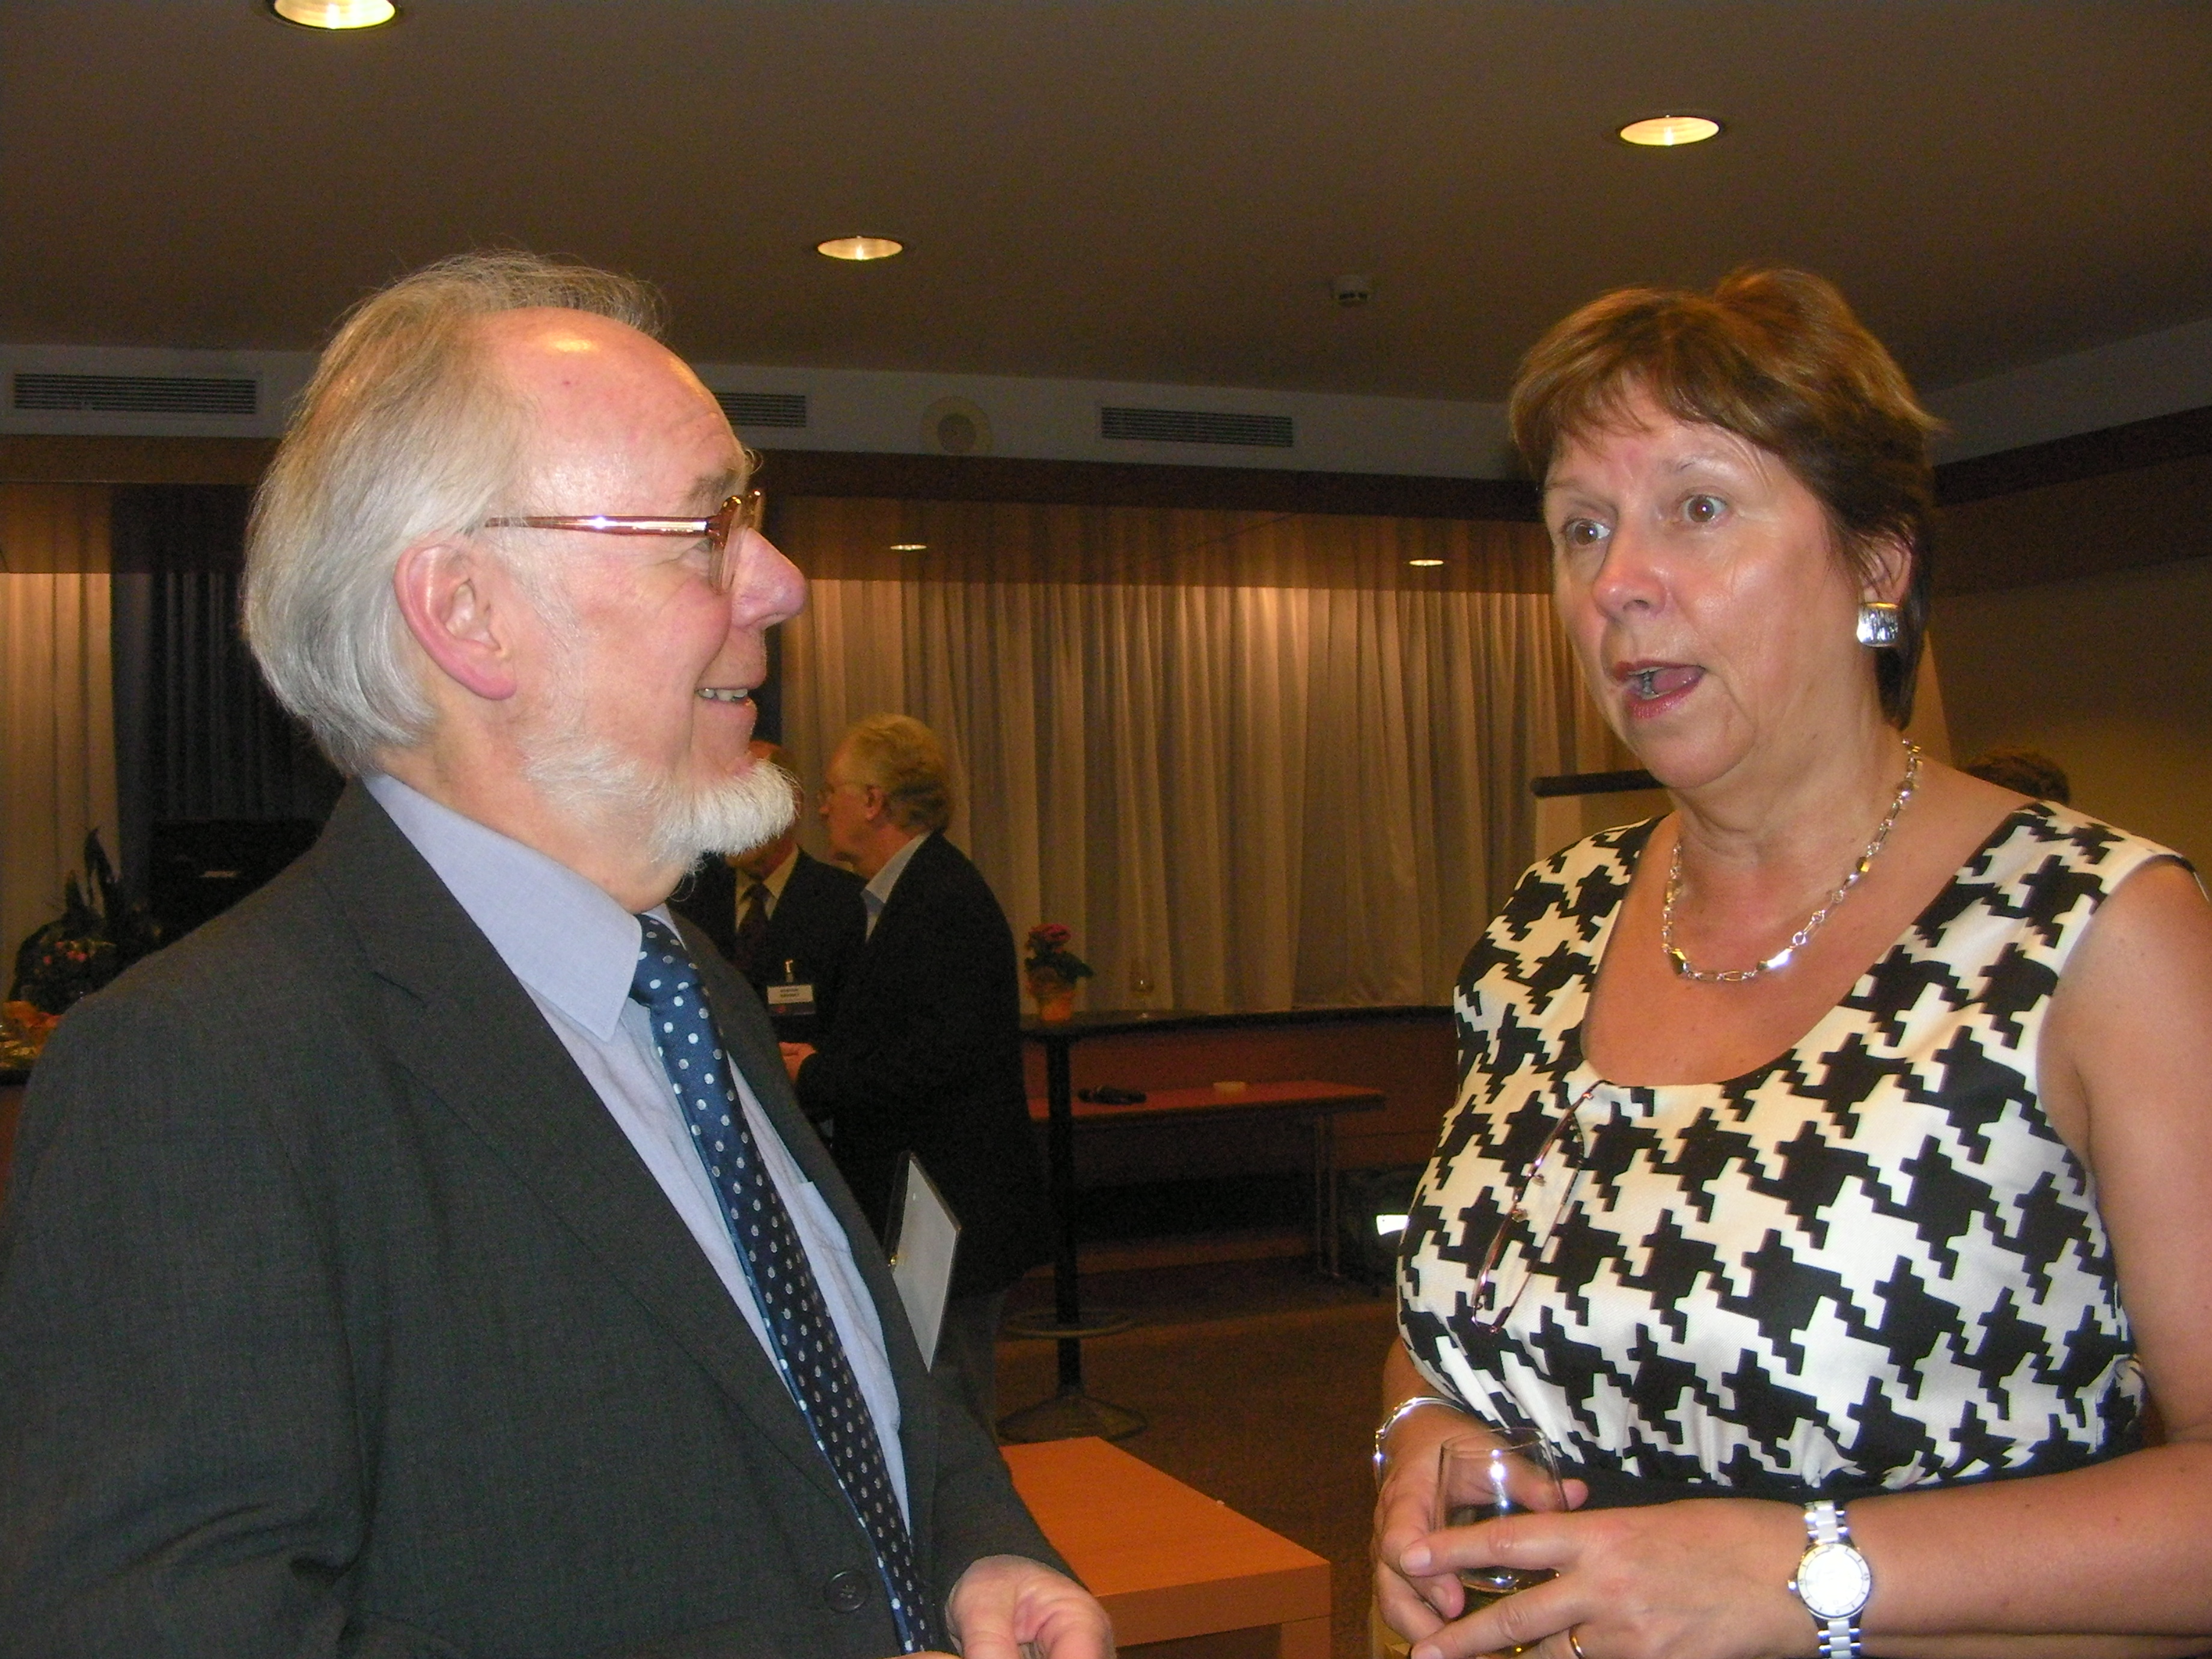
[1861, 533, 1914, 608]
[861, 783, 890, 826]
[392, 537, 521, 701]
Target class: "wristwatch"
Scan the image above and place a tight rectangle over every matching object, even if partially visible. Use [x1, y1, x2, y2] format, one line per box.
[1788, 1500, 1872, 1659]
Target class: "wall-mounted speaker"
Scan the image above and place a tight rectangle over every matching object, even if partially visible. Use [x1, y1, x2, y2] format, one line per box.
[920, 396, 991, 456]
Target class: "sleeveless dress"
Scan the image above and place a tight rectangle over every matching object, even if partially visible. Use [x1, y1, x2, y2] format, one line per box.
[1398, 803, 2184, 1503]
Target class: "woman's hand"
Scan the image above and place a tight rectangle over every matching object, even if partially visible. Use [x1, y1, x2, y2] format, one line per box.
[1371, 1402, 1476, 1648]
[1394, 1497, 1810, 1659]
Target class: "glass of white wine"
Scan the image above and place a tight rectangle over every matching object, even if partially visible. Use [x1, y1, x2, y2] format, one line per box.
[1434, 1428, 1568, 1651]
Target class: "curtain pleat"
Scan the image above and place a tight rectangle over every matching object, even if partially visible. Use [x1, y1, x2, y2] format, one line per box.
[779, 499, 1620, 1011]
[0, 486, 118, 974]
[108, 486, 343, 884]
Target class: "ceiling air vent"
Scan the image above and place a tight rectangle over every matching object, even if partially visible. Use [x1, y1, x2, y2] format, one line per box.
[1101, 405, 1294, 448]
[715, 391, 808, 429]
[13, 371, 258, 416]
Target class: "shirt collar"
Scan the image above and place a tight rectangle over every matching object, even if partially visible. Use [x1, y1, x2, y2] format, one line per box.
[365, 772, 648, 1042]
[744, 843, 801, 905]
[863, 830, 928, 918]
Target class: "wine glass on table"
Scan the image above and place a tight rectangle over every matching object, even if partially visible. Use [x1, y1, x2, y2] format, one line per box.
[1433, 1427, 1568, 1654]
[1128, 956, 1155, 1012]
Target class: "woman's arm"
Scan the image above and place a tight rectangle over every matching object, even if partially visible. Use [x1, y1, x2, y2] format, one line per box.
[1373, 1338, 1486, 1646]
[1384, 860, 2212, 1659]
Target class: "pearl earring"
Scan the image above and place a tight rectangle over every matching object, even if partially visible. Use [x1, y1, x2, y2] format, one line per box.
[1856, 602, 1901, 647]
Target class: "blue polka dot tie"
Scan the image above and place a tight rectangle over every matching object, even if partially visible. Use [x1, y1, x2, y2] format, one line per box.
[631, 915, 939, 1652]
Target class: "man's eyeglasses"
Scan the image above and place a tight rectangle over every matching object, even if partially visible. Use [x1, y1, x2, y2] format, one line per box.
[1468, 1086, 1596, 1333]
[482, 489, 765, 593]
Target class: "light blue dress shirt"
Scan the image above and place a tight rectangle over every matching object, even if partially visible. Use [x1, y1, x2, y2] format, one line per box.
[364, 774, 908, 1515]
[861, 830, 930, 938]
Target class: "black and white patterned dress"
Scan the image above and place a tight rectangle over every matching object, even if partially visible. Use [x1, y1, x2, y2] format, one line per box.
[1399, 804, 2182, 1502]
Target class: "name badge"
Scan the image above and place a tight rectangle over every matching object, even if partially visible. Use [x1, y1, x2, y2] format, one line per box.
[766, 982, 816, 1016]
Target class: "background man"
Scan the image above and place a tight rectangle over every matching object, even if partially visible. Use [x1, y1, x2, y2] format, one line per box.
[784, 716, 1052, 1435]
[675, 739, 868, 1048]
[0, 253, 1105, 1659]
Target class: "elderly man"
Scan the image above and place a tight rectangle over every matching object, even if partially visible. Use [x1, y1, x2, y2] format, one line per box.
[0, 254, 1106, 1659]
[673, 740, 867, 1048]
[783, 717, 1051, 1435]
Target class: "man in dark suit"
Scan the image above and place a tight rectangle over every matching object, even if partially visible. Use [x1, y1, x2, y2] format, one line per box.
[0, 254, 1105, 1659]
[783, 717, 1051, 1435]
[674, 741, 867, 1049]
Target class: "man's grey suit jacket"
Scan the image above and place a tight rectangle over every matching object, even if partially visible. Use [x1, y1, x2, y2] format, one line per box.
[0, 783, 1060, 1659]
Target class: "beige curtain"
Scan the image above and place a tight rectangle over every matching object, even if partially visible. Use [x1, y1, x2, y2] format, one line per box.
[778, 499, 1621, 1010]
[1, 485, 118, 975]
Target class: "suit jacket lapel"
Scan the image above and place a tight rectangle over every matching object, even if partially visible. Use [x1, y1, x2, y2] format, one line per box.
[307, 786, 846, 1509]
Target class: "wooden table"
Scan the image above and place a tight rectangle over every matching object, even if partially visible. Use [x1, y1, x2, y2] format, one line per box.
[0, 1075, 26, 1207]
[1007, 1010, 1385, 1443]
[1004, 1436, 1330, 1659]
[1028, 1079, 1386, 1276]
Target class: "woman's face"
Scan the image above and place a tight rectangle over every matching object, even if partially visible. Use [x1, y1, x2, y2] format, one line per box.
[1545, 389, 1887, 793]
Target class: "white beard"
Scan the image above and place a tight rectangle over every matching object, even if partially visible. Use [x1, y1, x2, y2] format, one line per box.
[521, 693, 797, 870]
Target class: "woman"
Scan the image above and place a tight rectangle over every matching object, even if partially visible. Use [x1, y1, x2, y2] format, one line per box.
[1373, 268, 2212, 1659]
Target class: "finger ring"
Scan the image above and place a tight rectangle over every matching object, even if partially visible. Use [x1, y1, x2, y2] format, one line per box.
[1566, 1627, 1588, 1659]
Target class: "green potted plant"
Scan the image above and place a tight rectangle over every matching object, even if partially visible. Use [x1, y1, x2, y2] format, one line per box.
[7, 832, 162, 1057]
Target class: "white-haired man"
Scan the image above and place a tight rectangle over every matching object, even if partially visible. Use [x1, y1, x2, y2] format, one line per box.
[0, 254, 1107, 1659]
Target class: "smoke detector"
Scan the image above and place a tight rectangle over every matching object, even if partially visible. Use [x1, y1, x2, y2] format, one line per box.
[1331, 274, 1373, 308]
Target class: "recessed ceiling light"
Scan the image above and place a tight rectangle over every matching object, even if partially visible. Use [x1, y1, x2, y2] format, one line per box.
[1408, 558, 1446, 568]
[889, 543, 927, 552]
[817, 236, 905, 262]
[268, 0, 399, 28]
[1617, 114, 1723, 148]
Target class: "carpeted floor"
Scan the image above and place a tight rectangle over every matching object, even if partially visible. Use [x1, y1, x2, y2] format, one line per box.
[997, 1257, 1398, 1659]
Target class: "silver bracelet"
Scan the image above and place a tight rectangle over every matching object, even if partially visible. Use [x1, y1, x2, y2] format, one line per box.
[1372, 1393, 1464, 1484]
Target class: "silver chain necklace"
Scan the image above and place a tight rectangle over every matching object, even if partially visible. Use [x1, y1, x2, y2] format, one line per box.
[1662, 741, 1924, 984]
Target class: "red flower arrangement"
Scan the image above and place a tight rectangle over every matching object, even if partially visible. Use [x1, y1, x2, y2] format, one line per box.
[1023, 923, 1093, 983]
[8, 831, 162, 1022]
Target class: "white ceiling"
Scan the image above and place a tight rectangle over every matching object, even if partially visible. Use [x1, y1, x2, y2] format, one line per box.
[6, 1, 2210, 415]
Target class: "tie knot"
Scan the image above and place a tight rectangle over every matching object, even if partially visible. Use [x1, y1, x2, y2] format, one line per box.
[631, 915, 698, 1010]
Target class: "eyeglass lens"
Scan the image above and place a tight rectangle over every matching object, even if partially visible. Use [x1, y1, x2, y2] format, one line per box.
[706, 492, 763, 591]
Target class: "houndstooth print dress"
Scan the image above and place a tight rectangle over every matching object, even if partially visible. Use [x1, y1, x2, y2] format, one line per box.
[1399, 803, 2182, 1500]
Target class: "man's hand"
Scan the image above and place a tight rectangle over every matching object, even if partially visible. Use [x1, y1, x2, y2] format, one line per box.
[779, 1040, 815, 1081]
[935, 1553, 1114, 1658]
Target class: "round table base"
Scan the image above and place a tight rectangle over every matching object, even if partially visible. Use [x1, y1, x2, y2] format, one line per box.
[1003, 1305, 1135, 1341]
[997, 1387, 1148, 1444]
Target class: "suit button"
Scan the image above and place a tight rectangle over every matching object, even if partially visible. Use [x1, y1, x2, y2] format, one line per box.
[824, 1568, 869, 1613]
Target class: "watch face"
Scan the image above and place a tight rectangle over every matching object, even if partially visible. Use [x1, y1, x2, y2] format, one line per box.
[1798, 1542, 1874, 1619]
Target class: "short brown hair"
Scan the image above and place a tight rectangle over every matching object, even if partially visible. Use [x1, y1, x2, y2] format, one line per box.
[1509, 266, 1940, 725]
[839, 715, 953, 834]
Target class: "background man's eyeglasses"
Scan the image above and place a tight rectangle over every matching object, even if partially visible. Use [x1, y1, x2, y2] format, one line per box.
[483, 489, 764, 592]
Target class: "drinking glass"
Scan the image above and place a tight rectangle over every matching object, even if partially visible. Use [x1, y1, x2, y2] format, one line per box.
[1128, 956, 1155, 1009]
[1434, 1428, 1567, 1645]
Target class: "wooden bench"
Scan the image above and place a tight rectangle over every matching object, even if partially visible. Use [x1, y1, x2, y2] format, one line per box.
[1003, 1435, 1330, 1658]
